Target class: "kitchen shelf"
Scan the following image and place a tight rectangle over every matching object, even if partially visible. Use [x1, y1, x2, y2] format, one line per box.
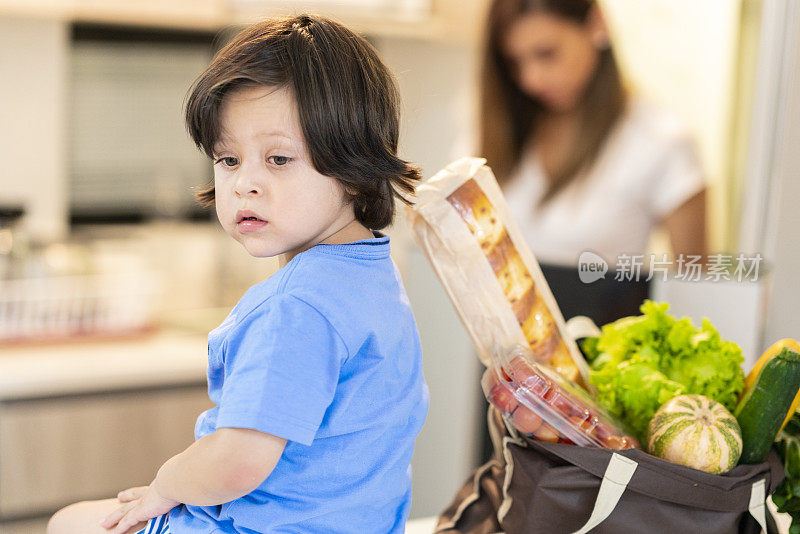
[0, 0, 483, 43]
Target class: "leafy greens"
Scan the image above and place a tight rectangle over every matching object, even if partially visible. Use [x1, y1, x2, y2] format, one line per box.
[582, 300, 745, 441]
[774, 412, 800, 534]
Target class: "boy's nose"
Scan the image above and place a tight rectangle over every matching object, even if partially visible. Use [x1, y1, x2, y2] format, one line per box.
[235, 185, 262, 196]
[233, 171, 263, 197]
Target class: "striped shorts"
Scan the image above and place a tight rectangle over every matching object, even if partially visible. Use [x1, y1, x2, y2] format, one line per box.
[134, 513, 170, 534]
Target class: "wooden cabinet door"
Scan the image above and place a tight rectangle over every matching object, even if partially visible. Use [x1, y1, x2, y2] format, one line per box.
[0, 386, 212, 518]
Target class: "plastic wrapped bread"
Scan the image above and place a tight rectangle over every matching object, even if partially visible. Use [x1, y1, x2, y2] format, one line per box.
[407, 157, 590, 386]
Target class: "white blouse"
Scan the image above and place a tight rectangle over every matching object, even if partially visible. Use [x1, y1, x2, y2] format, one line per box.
[503, 96, 705, 268]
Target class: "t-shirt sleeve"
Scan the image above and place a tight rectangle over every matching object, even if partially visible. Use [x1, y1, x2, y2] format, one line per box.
[649, 134, 706, 220]
[215, 293, 348, 446]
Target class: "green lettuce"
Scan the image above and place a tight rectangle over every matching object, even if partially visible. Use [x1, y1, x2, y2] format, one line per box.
[583, 300, 745, 441]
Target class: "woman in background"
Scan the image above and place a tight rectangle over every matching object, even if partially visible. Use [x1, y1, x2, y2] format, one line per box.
[480, 0, 706, 326]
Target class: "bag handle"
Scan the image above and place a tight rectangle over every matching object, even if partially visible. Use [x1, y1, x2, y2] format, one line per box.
[572, 453, 637, 534]
[749, 478, 767, 532]
[570, 453, 769, 533]
[565, 315, 602, 341]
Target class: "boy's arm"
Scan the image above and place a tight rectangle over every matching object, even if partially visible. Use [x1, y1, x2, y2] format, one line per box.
[153, 427, 287, 506]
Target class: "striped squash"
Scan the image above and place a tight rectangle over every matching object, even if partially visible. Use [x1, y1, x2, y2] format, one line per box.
[647, 394, 742, 474]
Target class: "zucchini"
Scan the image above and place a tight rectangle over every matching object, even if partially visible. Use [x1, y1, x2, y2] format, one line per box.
[745, 339, 800, 432]
[735, 346, 800, 464]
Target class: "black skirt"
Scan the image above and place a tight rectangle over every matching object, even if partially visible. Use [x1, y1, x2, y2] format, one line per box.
[539, 263, 650, 328]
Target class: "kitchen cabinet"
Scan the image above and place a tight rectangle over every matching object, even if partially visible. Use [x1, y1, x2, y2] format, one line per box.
[0, 386, 211, 518]
[0, 333, 211, 527]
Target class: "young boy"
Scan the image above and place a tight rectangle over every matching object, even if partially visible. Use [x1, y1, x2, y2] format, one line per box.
[48, 14, 428, 534]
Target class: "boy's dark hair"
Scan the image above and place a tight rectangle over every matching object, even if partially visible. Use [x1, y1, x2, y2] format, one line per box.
[185, 14, 421, 230]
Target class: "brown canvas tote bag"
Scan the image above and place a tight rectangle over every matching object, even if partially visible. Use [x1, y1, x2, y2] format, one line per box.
[436, 407, 783, 534]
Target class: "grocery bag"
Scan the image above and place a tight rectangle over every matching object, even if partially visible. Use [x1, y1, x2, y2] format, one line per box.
[435, 406, 784, 534]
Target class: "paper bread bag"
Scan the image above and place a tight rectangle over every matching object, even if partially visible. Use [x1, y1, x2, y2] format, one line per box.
[407, 157, 591, 386]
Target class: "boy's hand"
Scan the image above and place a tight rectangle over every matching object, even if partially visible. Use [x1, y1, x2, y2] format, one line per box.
[116, 486, 149, 503]
[100, 483, 178, 534]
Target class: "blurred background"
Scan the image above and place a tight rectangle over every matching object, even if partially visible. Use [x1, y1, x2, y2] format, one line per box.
[0, 0, 798, 532]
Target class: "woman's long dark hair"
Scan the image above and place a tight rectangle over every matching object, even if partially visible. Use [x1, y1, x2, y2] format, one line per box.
[480, 0, 627, 203]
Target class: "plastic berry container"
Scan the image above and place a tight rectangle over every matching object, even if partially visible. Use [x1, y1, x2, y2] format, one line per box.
[482, 347, 640, 450]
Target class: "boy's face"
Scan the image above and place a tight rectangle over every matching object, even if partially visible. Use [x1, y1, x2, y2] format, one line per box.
[212, 85, 356, 259]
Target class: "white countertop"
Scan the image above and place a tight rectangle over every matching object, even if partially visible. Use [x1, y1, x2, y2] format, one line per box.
[0, 331, 209, 400]
[404, 516, 437, 534]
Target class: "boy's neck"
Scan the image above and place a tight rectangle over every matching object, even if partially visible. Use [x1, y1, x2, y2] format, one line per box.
[278, 219, 374, 268]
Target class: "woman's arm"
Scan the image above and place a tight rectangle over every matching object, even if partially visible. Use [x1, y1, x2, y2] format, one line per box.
[154, 427, 287, 505]
[662, 188, 707, 258]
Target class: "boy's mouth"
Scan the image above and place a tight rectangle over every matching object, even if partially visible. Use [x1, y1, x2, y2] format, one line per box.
[235, 210, 268, 232]
[238, 218, 268, 233]
[235, 209, 265, 223]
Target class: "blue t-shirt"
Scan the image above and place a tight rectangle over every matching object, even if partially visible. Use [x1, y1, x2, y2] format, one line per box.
[168, 234, 429, 533]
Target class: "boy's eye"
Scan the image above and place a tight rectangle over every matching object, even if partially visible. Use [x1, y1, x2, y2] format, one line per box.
[215, 156, 239, 167]
[268, 156, 291, 166]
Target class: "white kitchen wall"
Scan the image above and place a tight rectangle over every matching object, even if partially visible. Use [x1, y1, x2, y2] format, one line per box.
[0, 16, 69, 242]
[601, 0, 743, 253]
[376, 36, 483, 519]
